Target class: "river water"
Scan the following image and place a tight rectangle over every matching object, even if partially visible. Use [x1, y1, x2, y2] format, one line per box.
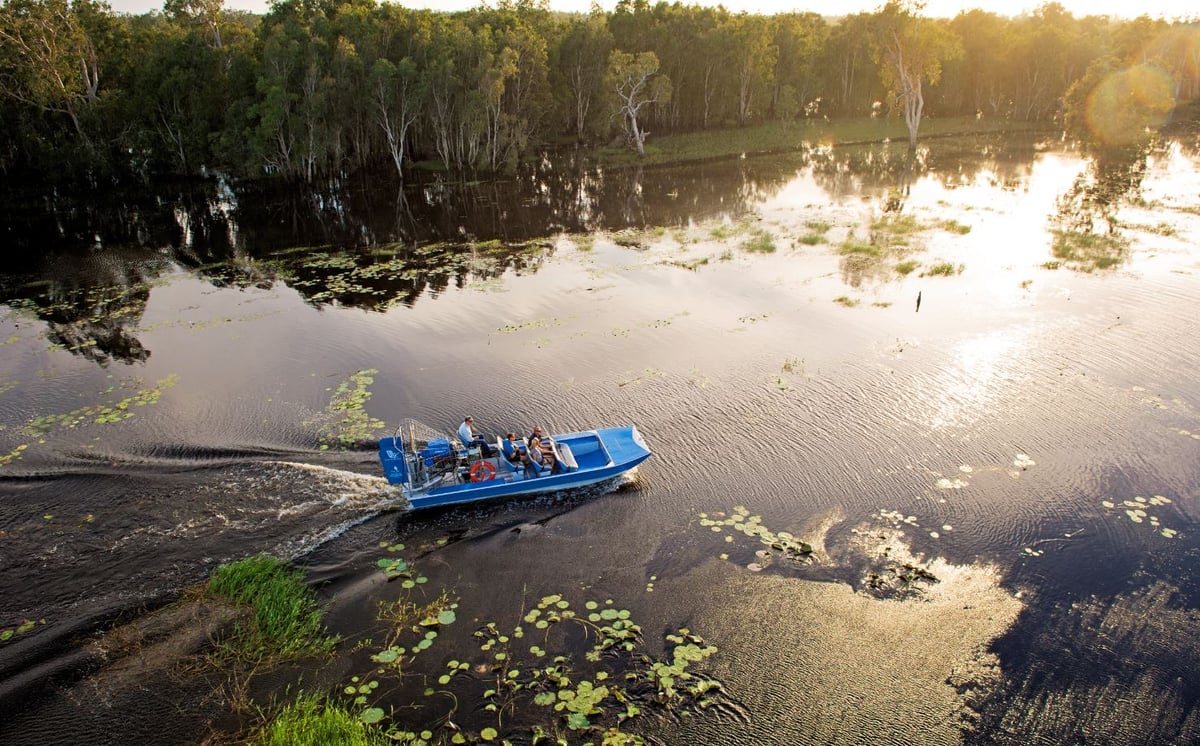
[2, 132, 1200, 744]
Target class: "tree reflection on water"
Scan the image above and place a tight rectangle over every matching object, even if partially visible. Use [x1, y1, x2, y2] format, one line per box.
[1049, 142, 1153, 270]
[0, 132, 1137, 365]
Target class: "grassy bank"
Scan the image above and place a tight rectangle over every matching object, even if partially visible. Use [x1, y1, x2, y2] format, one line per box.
[207, 555, 337, 663]
[594, 116, 1052, 168]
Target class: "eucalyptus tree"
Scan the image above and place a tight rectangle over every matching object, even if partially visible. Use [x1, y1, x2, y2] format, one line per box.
[164, 0, 226, 49]
[694, 7, 737, 129]
[605, 50, 670, 157]
[555, 11, 613, 142]
[126, 18, 227, 173]
[729, 12, 775, 126]
[944, 10, 1009, 117]
[365, 4, 428, 178]
[770, 12, 828, 122]
[820, 13, 876, 116]
[869, 1, 962, 149]
[0, 0, 106, 137]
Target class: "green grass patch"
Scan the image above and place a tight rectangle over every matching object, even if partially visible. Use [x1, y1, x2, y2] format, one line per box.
[939, 219, 972, 235]
[895, 260, 920, 275]
[250, 693, 386, 746]
[1050, 229, 1129, 271]
[207, 556, 337, 663]
[803, 219, 833, 233]
[741, 230, 776, 253]
[838, 240, 883, 258]
[922, 262, 963, 277]
[798, 233, 824, 245]
[870, 213, 925, 236]
[709, 223, 733, 240]
[834, 296, 859, 307]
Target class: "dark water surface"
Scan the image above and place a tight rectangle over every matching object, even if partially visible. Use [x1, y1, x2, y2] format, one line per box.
[2, 134, 1200, 744]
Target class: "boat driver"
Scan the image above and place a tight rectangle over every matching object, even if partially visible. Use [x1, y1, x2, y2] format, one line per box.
[459, 416, 496, 457]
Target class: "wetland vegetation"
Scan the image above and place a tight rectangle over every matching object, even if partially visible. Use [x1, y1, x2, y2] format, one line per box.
[2, 2, 1200, 744]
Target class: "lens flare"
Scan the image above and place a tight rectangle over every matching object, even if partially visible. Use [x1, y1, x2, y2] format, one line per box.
[1085, 64, 1176, 146]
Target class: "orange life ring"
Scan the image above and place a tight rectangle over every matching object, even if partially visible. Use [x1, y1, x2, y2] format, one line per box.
[469, 460, 496, 482]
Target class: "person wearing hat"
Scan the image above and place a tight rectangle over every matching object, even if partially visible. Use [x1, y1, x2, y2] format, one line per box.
[459, 416, 496, 456]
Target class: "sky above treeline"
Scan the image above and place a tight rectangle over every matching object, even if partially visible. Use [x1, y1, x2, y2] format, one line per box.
[106, 0, 1196, 19]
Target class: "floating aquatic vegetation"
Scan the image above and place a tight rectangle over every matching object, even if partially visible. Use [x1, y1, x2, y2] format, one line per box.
[137, 310, 281, 334]
[847, 522, 943, 600]
[0, 444, 28, 467]
[346, 546, 727, 744]
[877, 509, 920, 528]
[375, 542, 429, 589]
[0, 617, 46, 644]
[936, 477, 968, 489]
[1013, 453, 1036, 469]
[315, 369, 385, 450]
[496, 318, 558, 334]
[738, 313, 769, 323]
[21, 374, 180, 439]
[617, 368, 666, 387]
[1100, 495, 1179, 539]
[699, 506, 814, 567]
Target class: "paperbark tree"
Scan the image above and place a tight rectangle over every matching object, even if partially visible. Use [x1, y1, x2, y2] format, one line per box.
[0, 0, 102, 135]
[869, 1, 961, 149]
[558, 12, 613, 141]
[605, 50, 670, 157]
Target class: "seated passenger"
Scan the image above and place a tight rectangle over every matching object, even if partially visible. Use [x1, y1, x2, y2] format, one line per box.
[501, 433, 525, 464]
[529, 435, 561, 474]
[458, 416, 496, 457]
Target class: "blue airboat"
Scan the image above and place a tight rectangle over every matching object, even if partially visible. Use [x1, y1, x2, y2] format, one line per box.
[378, 419, 652, 509]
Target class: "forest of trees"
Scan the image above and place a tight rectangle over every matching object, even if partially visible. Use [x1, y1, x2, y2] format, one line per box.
[0, 0, 1197, 185]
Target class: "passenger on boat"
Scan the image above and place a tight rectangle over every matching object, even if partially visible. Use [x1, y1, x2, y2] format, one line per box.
[529, 426, 558, 457]
[501, 433, 525, 464]
[529, 434, 561, 474]
[459, 416, 496, 457]
[504, 433, 546, 478]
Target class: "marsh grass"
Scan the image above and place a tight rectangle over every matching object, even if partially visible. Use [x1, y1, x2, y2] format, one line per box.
[709, 223, 733, 240]
[939, 219, 972, 235]
[798, 233, 825, 245]
[250, 693, 385, 746]
[838, 239, 883, 258]
[1050, 229, 1129, 271]
[922, 262, 963, 277]
[895, 260, 920, 275]
[742, 230, 776, 253]
[207, 556, 336, 663]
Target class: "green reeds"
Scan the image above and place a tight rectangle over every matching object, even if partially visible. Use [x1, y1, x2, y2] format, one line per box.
[207, 556, 337, 662]
[250, 693, 385, 746]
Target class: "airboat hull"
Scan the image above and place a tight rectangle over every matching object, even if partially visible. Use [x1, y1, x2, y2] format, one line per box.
[379, 425, 651, 510]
